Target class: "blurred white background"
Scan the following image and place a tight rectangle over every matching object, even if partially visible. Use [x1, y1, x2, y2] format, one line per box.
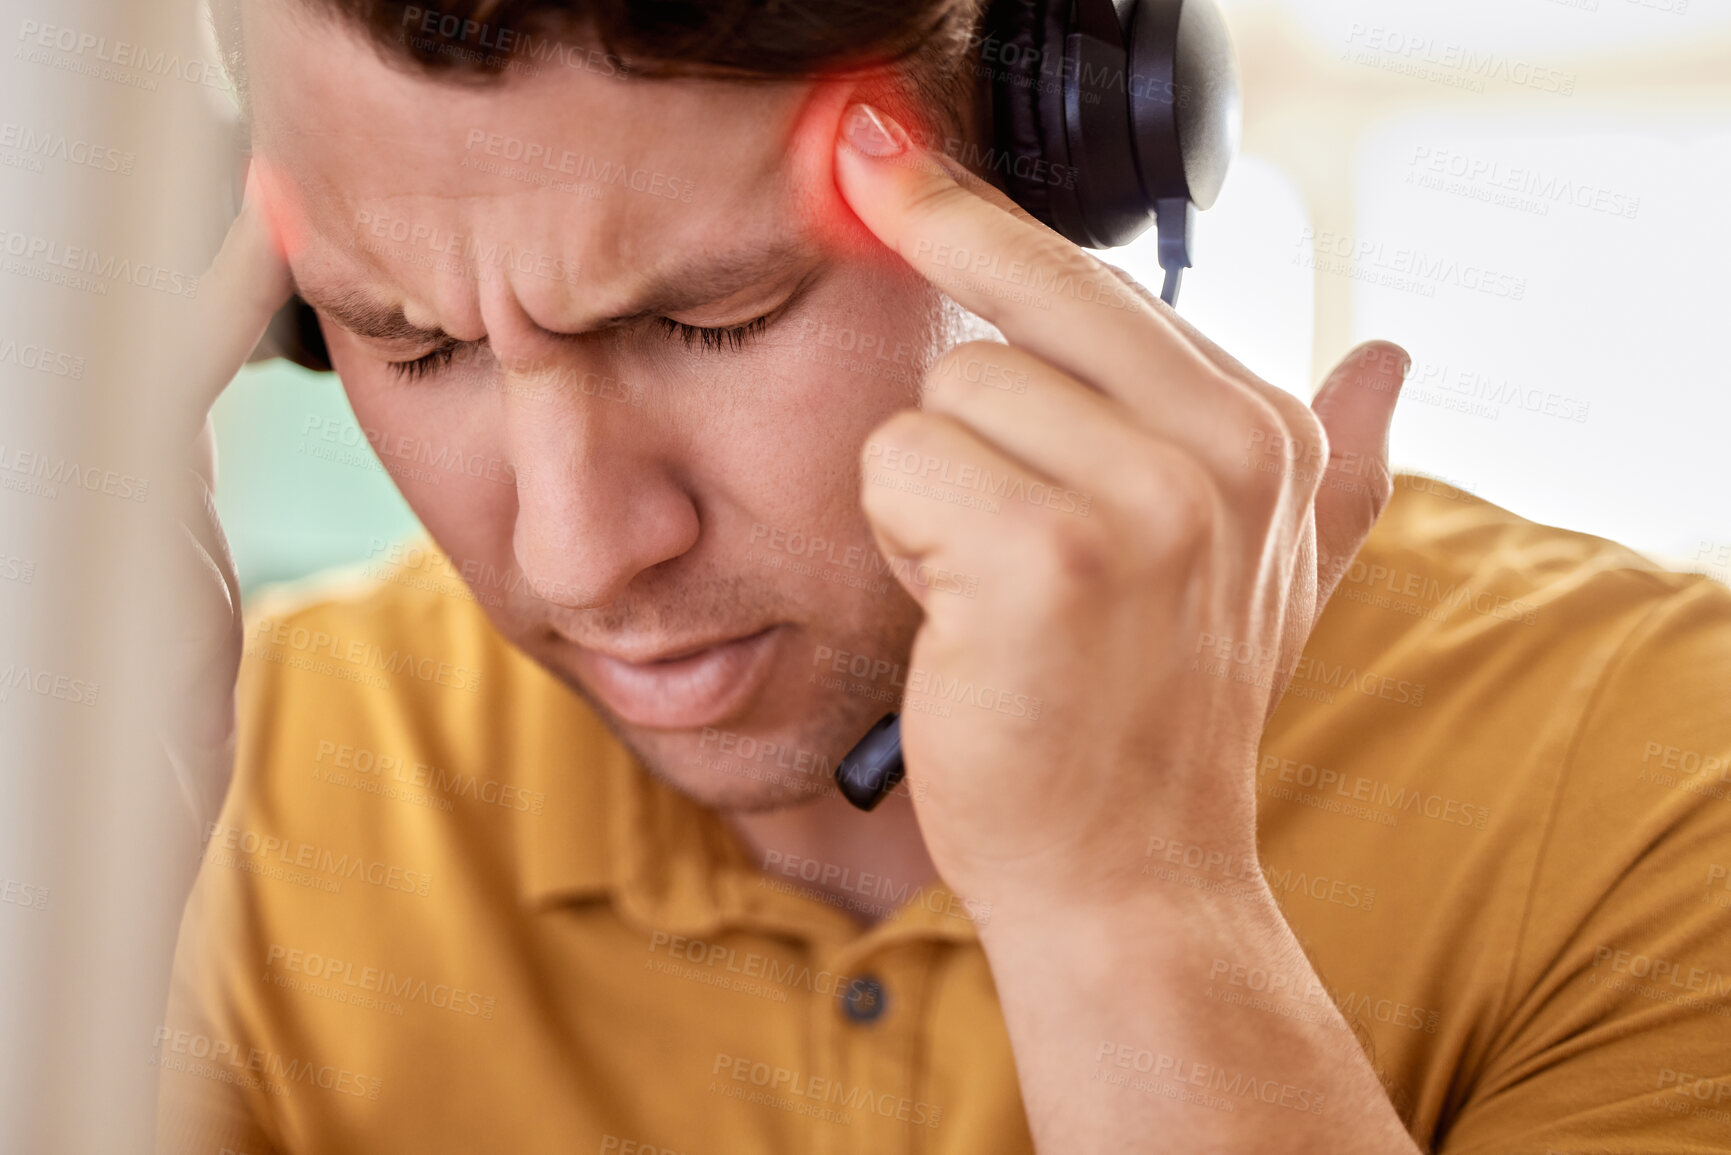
[1113, 0, 1731, 578]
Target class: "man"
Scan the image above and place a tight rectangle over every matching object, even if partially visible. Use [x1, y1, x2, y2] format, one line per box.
[156, 0, 1731, 1151]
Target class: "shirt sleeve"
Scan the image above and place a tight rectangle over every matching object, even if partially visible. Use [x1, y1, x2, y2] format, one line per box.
[1439, 577, 1731, 1153]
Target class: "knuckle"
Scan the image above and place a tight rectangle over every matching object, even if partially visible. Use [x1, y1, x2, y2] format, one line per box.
[1097, 260, 1162, 312]
[1150, 453, 1217, 552]
[1231, 429, 1294, 513]
[1104, 447, 1215, 568]
[1233, 390, 1327, 512]
[1264, 386, 1318, 441]
[1022, 513, 1111, 598]
[861, 409, 931, 463]
[1100, 432, 1175, 516]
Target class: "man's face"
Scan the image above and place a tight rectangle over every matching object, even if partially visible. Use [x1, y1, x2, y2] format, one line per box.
[245, 2, 952, 809]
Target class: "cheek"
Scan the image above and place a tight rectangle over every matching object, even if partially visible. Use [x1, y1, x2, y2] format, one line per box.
[724, 291, 932, 533]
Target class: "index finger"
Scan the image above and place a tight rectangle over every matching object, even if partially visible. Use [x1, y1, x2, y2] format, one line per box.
[832, 103, 1220, 410]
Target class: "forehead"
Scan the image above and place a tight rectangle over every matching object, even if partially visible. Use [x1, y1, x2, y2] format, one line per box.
[243, 1, 826, 329]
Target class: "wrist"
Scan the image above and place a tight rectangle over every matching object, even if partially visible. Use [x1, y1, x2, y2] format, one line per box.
[976, 868, 1285, 965]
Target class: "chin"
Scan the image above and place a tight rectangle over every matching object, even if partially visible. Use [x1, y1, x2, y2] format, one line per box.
[629, 723, 852, 814]
[577, 686, 882, 814]
[660, 766, 836, 814]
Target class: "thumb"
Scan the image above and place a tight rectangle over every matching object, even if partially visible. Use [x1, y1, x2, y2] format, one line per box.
[1309, 340, 1410, 608]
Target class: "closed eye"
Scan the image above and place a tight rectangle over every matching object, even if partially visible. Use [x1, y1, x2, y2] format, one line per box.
[385, 307, 775, 380]
[655, 314, 770, 353]
[387, 341, 465, 381]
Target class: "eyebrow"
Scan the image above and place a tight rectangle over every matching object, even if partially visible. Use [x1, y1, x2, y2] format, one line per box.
[298, 288, 449, 343]
[298, 242, 820, 344]
[608, 243, 817, 323]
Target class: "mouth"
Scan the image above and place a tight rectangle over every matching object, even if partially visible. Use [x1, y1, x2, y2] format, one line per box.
[566, 625, 784, 731]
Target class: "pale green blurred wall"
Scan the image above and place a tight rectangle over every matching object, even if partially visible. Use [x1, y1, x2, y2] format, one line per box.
[211, 361, 423, 599]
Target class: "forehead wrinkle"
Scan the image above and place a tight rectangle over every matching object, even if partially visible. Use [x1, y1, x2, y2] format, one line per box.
[299, 233, 822, 346]
[464, 238, 824, 337]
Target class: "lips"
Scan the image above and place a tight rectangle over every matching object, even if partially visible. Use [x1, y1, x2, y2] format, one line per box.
[567, 626, 783, 730]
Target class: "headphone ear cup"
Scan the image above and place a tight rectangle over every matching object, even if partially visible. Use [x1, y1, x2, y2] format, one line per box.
[1063, 0, 1152, 247]
[1128, 0, 1240, 211]
[980, 0, 1094, 241]
[980, 0, 1056, 230]
[980, 0, 1239, 257]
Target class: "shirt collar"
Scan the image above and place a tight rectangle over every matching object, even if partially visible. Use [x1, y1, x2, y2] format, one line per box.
[510, 664, 979, 946]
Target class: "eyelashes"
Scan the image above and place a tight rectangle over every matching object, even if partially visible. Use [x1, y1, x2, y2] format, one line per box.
[388, 341, 462, 381]
[385, 314, 771, 380]
[654, 314, 770, 353]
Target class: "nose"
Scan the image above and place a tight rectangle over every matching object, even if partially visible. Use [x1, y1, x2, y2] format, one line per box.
[486, 297, 697, 609]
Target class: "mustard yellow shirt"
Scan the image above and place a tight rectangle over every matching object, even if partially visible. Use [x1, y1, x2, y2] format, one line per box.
[157, 476, 1731, 1154]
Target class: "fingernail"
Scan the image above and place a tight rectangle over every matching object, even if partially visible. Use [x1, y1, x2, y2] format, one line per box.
[843, 103, 907, 159]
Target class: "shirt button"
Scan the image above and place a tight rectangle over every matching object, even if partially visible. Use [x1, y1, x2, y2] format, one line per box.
[841, 976, 888, 1024]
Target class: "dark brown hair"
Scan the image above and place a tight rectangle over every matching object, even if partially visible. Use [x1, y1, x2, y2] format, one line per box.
[218, 0, 984, 129]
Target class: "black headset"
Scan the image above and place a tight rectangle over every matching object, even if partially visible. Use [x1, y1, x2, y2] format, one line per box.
[974, 0, 1240, 301]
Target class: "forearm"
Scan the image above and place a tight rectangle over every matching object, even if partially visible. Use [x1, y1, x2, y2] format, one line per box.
[980, 882, 1422, 1154]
